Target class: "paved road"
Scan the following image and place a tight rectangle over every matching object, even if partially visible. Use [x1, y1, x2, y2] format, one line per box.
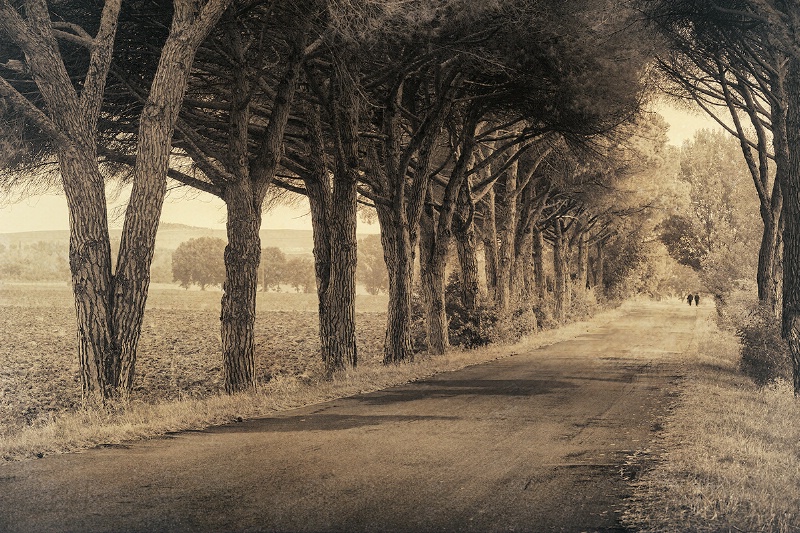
[0, 301, 699, 533]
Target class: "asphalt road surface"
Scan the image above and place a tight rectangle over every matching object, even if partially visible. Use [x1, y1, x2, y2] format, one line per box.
[0, 301, 699, 533]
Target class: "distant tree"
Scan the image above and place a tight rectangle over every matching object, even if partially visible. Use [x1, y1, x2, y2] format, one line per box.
[658, 214, 705, 270]
[261, 247, 286, 292]
[172, 237, 226, 290]
[284, 256, 316, 293]
[357, 235, 388, 295]
[666, 130, 761, 299]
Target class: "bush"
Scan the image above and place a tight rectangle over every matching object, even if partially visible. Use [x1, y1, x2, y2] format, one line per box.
[411, 273, 542, 352]
[444, 273, 500, 348]
[737, 304, 792, 386]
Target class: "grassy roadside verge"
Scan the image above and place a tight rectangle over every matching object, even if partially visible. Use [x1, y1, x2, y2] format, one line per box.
[624, 307, 800, 532]
[0, 305, 624, 463]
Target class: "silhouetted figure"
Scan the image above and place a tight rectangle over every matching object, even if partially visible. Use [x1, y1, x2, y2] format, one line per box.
[687, 293, 694, 306]
[694, 293, 700, 306]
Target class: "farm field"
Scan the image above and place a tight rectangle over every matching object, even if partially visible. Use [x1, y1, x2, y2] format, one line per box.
[0, 282, 388, 438]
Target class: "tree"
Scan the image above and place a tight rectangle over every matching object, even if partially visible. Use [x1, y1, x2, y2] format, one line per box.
[284, 256, 316, 294]
[357, 235, 389, 295]
[676, 130, 762, 298]
[172, 237, 226, 290]
[0, 0, 232, 403]
[261, 247, 286, 292]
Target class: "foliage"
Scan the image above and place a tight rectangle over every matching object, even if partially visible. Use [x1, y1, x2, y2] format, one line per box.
[567, 286, 599, 321]
[171, 237, 226, 290]
[357, 234, 389, 295]
[444, 273, 500, 349]
[421, 272, 540, 350]
[0, 241, 69, 281]
[261, 247, 286, 292]
[658, 130, 761, 299]
[737, 304, 792, 386]
[284, 257, 316, 294]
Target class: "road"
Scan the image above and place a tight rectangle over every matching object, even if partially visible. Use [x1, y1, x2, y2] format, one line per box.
[0, 301, 699, 533]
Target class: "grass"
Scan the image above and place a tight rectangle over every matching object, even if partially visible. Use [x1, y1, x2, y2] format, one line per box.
[623, 303, 800, 533]
[0, 281, 626, 462]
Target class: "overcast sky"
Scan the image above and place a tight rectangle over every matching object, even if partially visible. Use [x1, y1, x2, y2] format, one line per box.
[0, 103, 719, 234]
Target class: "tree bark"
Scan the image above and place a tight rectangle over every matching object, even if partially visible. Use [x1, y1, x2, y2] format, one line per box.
[496, 160, 518, 311]
[781, 58, 800, 394]
[595, 240, 606, 296]
[221, 182, 260, 393]
[481, 190, 499, 302]
[576, 229, 588, 290]
[419, 200, 449, 354]
[553, 219, 568, 323]
[376, 204, 415, 363]
[454, 178, 480, 311]
[62, 148, 117, 403]
[533, 227, 547, 301]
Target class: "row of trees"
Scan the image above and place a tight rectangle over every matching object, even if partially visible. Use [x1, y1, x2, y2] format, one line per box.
[0, 0, 692, 402]
[171, 237, 387, 294]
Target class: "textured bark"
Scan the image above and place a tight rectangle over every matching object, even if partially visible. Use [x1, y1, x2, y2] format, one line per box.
[326, 65, 360, 372]
[419, 202, 448, 354]
[769, 67, 789, 316]
[481, 190, 499, 302]
[595, 241, 606, 295]
[533, 228, 546, 301]
[62, 149, 116, 402]
[514, 229, 533, 299]
[553, 219, 568, 323]
[781, 58, 800, 394]
[496, 160, 518, 311]
[221, 184, 260, 393]
[576, 230, 588, 290]
[377, 204, 415, 364]
[454, 179, 480, 311]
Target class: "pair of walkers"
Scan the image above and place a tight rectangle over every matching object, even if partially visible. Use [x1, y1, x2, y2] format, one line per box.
[687, 293, 700, 306]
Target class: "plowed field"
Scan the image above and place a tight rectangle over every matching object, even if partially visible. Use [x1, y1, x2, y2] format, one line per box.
[0, 282, 388, 437]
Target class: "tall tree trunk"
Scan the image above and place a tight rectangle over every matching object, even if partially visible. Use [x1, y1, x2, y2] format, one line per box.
[62, 149, 116, 404]
[595, 240, 606, 296]
[454, 179, 480, 311]
[513, 228, 533, 300]
[781, 58, 800, 395]
[496, 160, 518, 311]
[576, 229, 588, 290]
[419, 201, 448, 354]
[221, 182, 260, 393]
[533, 227, 546, 301]
[553, 219, 568, 323]
[377, 204, 415, 363]
[326, 66, 361, 372]
[771, 66, 790, 317]
[481, 190, 499, 302]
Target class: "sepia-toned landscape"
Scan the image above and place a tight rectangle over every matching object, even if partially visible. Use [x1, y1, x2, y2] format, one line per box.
[2, 0, 800, 531]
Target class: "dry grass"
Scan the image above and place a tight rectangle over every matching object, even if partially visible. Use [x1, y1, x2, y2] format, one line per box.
[0, 281, 625, 462]
[624, 306, 800, 533]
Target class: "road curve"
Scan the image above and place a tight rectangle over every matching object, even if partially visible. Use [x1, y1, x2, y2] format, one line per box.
[0, 301, 699, 533]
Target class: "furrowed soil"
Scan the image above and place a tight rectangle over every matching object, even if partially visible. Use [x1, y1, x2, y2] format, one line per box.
[0, 282, 388, 438]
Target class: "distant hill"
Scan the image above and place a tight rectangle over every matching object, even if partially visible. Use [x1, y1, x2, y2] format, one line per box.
[0, 223, 317, 256]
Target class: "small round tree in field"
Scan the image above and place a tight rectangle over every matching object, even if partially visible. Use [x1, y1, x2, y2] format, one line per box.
[261, 247, 287, 292]
[172, 237, 226, 290]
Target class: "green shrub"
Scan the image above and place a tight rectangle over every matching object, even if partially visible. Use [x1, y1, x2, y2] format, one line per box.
[737, 304, 791, 386]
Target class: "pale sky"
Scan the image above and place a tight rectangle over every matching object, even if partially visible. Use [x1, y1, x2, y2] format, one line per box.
[0, 103, 719, 234]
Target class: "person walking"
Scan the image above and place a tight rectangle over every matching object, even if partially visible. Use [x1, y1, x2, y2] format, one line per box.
[694, 293, 700, 306]
[687, 293, 694, 306]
